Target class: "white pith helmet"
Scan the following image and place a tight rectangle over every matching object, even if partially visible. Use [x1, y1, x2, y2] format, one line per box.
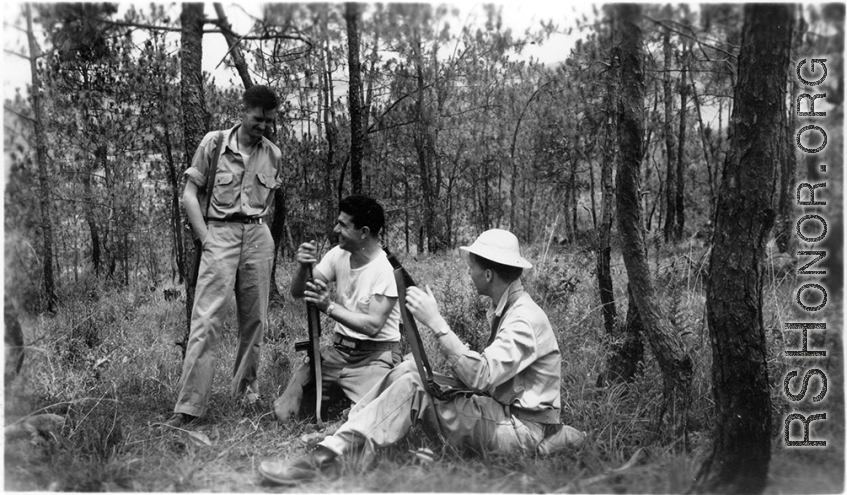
[459, 229, 532, 269]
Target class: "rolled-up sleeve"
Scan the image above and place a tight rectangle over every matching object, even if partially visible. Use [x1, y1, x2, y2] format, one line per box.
[184, 132, 215, 188]
[445, 317, 537, 393]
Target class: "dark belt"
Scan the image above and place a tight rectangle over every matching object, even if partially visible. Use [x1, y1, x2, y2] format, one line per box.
[210, 216, 265, 225]
[507, 405, 561, 425]
[333, 334, 399, 352]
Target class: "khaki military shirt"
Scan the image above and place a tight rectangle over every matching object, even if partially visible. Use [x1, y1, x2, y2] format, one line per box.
[184, 125, 283, 220]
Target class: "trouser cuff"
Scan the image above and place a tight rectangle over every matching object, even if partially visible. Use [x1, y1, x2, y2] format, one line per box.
[318, 436, 347, 457]
[174, 404, 204, 417]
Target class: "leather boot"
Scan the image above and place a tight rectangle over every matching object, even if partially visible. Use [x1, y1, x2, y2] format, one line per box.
[258, 446, 339, 485]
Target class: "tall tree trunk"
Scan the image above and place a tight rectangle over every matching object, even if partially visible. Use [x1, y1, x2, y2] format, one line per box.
[81, 166, 101, 275]
[570, 158, 578, 241]
[596, 15, 643, 387]
[612, 3, 692, 437]
[414, 34, 437, 253]
[775, 74, 798, 254]
[25, 4, 57, 312]
[598, 75, 619, 339]
[213, 3, 254, 89]
[661, 24, 678, 243]
[674, 45, 688, 242]
[180, 2, 207, 348]
[159, 82, 185, 285]
[691, 76, 717, 222]
[692, 4, 793, 493]
[345, 2, 364, 194]
[775, 7, 802, 254]
[363, 22, 379, 161]
[322, 21, 338, 242]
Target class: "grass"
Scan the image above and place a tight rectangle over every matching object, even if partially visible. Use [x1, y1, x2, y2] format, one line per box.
[4, 241, 844, 493]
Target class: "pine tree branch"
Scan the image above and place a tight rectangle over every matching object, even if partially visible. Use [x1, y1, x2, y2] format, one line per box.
[644, 15, 737, 60]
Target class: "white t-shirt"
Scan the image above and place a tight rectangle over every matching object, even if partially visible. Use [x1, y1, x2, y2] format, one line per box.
[315, 246, 401, 342]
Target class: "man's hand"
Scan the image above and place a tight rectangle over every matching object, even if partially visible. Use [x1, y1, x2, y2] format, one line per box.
[295, 240, 318, 265]
[290, 239, 327, 299]
[303, 279, 331, 312]
[406, 285, 448, 333]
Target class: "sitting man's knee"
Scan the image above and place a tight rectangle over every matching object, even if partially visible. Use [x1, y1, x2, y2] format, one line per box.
[397, 359, 417, 374]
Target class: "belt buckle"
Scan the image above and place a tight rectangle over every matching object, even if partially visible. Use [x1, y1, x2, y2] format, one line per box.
[337, 337, 356, 349]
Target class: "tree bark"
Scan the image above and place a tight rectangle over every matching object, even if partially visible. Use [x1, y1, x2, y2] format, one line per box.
[345, 2, 364, 194]
[180, 2, 207, 349]
[25, 4, 58, 312]
[612, 3, 692, 438]
[692, 4, 793, 493]
[775, 7, 801, 254]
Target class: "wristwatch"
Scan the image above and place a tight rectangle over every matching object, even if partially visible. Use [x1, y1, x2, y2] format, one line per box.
[326, 302, 337, 317]
[431, 324, 450, 337]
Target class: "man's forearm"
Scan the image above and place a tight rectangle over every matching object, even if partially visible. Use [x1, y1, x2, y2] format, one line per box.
[434, 326, 466, 358]
[183, 184, 207, 240]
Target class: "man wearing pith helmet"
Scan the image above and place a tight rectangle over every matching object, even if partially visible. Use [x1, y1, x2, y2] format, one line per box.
[258, 228, 585, 485]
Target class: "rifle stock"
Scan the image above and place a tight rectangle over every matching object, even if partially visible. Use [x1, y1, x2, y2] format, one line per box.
[294, 264, 324, 428]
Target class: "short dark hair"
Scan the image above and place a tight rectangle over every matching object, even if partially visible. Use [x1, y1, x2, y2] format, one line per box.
[339, 194, 385, 236]
[243, 85, 279, 111]
[468, 252, 523, 283]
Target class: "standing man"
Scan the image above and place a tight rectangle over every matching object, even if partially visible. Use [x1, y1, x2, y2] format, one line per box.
[273, 194, 401, 424]
[163, 85, 282, 427]
[259, 229, 585, 484]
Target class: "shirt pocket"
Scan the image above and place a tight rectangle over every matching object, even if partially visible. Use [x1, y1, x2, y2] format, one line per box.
[213, 172, 236, 207]
[248, 172, 275, 208]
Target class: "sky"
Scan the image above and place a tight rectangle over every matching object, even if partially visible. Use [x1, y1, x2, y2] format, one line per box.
[2, 2, 596, 100]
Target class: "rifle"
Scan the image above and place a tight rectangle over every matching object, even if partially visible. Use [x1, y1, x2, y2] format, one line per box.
[294, 264, 324, 428]
[179, 132, 225, 357]
[386, 249, 469, 401]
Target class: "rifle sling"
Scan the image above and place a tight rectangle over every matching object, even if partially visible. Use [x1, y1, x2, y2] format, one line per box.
[393, 269, 448, 400]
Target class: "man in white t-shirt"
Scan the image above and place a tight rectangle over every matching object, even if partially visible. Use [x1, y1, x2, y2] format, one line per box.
[273, 195, 401, 424]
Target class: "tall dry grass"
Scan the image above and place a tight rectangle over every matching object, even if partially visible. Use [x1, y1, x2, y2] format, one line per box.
[4, 241, 843, 492]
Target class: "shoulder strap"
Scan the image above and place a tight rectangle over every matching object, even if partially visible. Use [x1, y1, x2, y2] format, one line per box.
[202, 131, 225, 220]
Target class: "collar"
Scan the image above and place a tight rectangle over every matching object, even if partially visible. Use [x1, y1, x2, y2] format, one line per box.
[490, 279, 524, 318]
[224, 125, 267, 153]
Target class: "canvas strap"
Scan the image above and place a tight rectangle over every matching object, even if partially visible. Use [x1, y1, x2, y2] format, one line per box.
[202, 131, 225, 220]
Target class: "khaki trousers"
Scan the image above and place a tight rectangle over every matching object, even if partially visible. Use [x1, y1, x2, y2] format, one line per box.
[319, 360, 552, 458]
[274, 344, 399, 422]
[174, 221, 274, 417]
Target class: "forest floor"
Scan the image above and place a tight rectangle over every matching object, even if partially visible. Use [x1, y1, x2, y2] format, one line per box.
[4, 242, 844, 493]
